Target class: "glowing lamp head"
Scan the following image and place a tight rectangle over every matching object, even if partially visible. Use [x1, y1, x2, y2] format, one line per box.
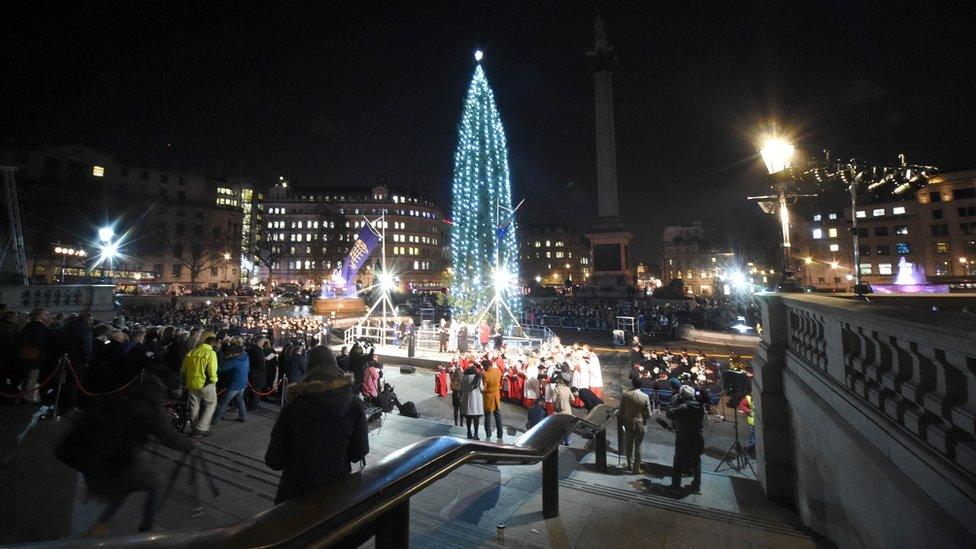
[98, 227, 115, 243]
[804, 257, 813, 265]
[223, 253, 231, 260]
[378, 271, 395, 291]
[474, 49, 484, 62]
[760, 137, 795, 175]
[830, 261, 840, 270]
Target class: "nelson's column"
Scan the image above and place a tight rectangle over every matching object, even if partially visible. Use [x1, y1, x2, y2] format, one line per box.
[584, 16, 634, 295]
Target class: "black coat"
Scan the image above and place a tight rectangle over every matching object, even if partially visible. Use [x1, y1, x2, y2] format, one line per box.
[246, 343, 267, 389]
[347, 348, 367, 386]
[265, 374, 368, 504]
[56, 373, 193, 493]
[667, 398, 705, 456]
[577, 388, 604, 411]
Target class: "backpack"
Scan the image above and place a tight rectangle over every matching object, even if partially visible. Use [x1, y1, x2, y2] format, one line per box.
[375, 391, 395, 413]
[398, 401, 419, 418]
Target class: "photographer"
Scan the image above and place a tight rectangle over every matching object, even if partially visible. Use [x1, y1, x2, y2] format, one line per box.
[666, 385, 705, 493]
[56, 366, 194, 535]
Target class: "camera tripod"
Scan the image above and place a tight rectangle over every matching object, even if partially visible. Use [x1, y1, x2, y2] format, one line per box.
[160, 449, 220, 516]
[714, 399, 754, 476]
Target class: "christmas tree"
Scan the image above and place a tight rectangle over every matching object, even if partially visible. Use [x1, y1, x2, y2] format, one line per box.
[450, 53, 522, 325]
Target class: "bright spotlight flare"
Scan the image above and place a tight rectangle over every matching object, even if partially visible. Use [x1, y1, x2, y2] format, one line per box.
[474, 49, 484, 62]
[492, 267, 513, 288]
[727, 270, 749, 291]
[377, 271, 396, 291]
[98, 226, 115, 243]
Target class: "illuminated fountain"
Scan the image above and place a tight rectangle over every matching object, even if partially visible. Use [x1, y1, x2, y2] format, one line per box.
[870, 257, 949, 294]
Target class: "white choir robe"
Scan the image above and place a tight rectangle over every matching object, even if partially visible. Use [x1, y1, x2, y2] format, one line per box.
[587, 355, 603, 390]
[524, 364, 540, 400]
[570, 359, 589, 389]
[447, 323, 459, 352]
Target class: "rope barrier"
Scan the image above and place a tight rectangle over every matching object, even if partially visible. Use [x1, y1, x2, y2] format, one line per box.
[0, 363, 65, 399]
[65, 362, 138, 397]
[247, 380, 281, 397]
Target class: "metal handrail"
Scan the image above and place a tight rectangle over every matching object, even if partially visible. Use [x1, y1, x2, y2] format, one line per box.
[30, 406, 617, 548]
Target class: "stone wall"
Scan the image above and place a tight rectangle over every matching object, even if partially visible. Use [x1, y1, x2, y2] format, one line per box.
[754, 294, 975, 548]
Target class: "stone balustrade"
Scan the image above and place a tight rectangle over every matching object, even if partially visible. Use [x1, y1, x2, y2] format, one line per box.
[754, 293, 976, 547]
[0, 284, 116, 317]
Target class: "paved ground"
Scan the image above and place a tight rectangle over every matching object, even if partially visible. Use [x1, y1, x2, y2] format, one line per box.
[0, 341, 831, 548]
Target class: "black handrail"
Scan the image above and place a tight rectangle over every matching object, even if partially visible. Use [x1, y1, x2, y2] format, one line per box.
[26, 405, 617, 549]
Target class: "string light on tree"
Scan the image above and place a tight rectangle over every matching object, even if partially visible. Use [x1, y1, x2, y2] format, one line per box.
[450, 51, 522, 324]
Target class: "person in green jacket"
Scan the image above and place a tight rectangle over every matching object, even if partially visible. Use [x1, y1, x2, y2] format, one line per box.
[182, 336, 218, 438]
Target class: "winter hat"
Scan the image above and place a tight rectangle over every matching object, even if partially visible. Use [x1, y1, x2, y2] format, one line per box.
[680, 385, 695, 400]
[668, 377, 682, 392]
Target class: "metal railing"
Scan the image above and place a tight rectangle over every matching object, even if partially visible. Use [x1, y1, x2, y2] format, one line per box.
[341, 323, 554, 354]
[34, 405, 616, 548]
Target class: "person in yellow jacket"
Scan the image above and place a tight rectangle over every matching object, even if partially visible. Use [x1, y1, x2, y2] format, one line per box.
[481, 359, 503, 442]
[182, 335, 219, 438]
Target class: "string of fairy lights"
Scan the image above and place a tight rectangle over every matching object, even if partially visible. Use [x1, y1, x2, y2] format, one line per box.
[450, 52, 522, 324]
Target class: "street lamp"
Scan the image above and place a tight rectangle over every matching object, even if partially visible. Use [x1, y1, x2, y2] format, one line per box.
[98, 227, 114, 243]
[222, 252, 231, 285]
[749, 136, 813, 292]
[53, 244, 87, 284]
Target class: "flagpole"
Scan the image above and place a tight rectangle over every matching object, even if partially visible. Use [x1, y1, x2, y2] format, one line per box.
[381, 209, 387, 346]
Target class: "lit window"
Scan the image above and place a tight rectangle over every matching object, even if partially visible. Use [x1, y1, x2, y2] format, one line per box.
[856, 210, 866, 218]
[92, 165, 104, 177]
[813, 214, 822, 221]
[812, 229, 823, 239]
[873, 208, 885, 217]
[892, 206, 906, 215]
[710, 257, 716, 263]
[896, 243, 910, 254]
[828, 213, 838, 220]
[828, 228, 838, 238]
[895, 225, 908, 235]
[859, 263, 873, 275]
[936, 242, 949, 254]
[878, 263, 893, 275]
[829, 244, 840, 252]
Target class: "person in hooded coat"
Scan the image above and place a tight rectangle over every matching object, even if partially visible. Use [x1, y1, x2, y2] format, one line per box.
[265, 346, 369, 504]
[347, 343, 367, 386]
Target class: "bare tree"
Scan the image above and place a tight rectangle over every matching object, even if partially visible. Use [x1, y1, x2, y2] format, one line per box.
[252, 237, 286, 289]
[167, 236, 228, 290]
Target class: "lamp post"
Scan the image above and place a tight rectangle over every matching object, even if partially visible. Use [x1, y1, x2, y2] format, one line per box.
[222, 252, 231, 286]
[749, 137, 814, 292]
[53, 244, 88, 284]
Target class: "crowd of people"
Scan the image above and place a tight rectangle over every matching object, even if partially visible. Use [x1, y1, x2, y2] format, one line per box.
[523, 296, 761, 334]
[433, 336, 604, 442]
[121, 299, 328, 342]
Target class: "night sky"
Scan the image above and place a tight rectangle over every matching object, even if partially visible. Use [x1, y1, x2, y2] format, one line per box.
[4, 2, 975, 260]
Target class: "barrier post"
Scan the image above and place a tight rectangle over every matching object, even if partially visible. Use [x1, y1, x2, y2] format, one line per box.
[542, 450, 559, 519]
[52, 357, 67, 420]
[595, 428, 607, 472]
[374, 498, 409, 548]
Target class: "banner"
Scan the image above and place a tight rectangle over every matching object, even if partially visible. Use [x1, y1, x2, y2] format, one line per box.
[339, 224, 381, 297]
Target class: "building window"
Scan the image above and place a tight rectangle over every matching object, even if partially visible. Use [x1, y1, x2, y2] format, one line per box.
[859, 263, 872, 275]
[813, 214, 822, 221]
[172, 264, 182, 277]
[936, 242, 950, 254]
[872, 208, 885, 217]
[828, 228, 838, 238]
[875, 227, 888, 237]
[896, 243, 910, 254]
[931, 224, 949, 236]
[855, 210, 867, 218]
[959, 206, 976, 217]
[933, 209, 943, 219]
[812, 229, 823, 239]
[953, 188, 976, 200]
[878, 263, 893, 275]
[92, 165, 104, 177]
[895, 225, 908, 235]
[829, 244, 840, 252]
[892, 206, 906, 215]
[828, 213, 838, 220]
[935, 261, 951, 276]
[929, 191, 942, 203]
[876, 245, 890, 255]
